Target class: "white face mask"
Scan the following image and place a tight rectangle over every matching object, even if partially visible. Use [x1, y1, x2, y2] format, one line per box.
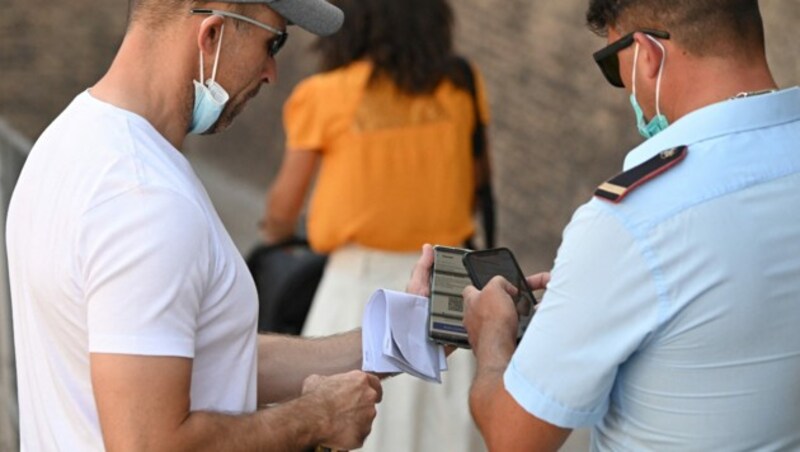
[188, 23, 230, 135]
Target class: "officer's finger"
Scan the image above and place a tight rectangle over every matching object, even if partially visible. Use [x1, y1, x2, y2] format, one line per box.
[462, 284, 480, 300]
[488, 275, 518, 296]
[526, 272, 551, 291]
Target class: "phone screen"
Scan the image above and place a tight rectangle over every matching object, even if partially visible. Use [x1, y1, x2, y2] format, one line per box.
[428, 245, 472, 348]
[462, 248, 536, 339]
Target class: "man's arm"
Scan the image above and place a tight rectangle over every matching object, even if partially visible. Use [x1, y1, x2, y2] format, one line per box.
[91, 353, 380, 451]
[257, 244, 436, 404]
[257, 330, 363, 405]
[463, 274, 571, 451]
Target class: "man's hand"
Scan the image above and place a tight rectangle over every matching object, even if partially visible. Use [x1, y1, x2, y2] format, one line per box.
[405, 244, 434, 297]
[462, 271, 550, 353]
[404, 244, 460, 356]
[462, 271, 569, 451]
[301, 370, 383, 450]
[526, 271, 551, 299]
[462, 276, 519, 352]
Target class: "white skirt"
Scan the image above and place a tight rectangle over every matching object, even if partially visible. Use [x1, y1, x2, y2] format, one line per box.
[303, 245, 486, 452]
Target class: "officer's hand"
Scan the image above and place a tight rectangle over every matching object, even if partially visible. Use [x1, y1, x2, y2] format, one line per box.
[526, 272, 550, 292]
[301, 370, 382, 450]
[462, 276, 519, 352]
[526, 272, 550, 310]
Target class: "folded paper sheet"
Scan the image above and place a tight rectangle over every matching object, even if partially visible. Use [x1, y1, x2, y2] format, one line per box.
[362, 289, 447, 383]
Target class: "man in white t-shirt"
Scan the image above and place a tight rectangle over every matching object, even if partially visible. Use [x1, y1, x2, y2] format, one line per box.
[461, 1, 800, 451]
[7, 1, 434, 450]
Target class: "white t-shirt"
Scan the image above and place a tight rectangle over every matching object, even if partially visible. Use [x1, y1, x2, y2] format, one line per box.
[7, 91, 259, 451]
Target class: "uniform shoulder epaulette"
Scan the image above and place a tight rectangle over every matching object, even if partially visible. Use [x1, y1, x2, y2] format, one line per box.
[595, 145, 688, 203]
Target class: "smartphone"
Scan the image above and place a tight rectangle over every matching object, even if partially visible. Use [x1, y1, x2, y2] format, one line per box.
[427, 245, 473, 348]
[462, 248, 536, 340]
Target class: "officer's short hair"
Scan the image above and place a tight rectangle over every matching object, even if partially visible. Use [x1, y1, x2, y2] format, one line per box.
[585, 0, 765, 57]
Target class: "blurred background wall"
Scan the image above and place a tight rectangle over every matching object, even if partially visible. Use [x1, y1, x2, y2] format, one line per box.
[0, 1, 798, 449]
[2, 0, 797, 270]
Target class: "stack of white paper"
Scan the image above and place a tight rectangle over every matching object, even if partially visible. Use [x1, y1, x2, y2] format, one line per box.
[362, 289, 448, 383]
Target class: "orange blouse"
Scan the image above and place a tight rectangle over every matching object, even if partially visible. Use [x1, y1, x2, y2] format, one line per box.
[283, 60, 491, 252]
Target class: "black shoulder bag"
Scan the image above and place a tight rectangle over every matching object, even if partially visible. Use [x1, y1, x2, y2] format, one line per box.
[245, 236, 327, 335]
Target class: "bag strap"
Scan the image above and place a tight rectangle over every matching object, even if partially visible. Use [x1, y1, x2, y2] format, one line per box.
[260, 235, 313, 253]
[454, 56, 496, 249]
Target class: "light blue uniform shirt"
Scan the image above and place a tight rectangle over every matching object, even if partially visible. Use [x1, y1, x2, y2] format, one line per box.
[505, 87, 800, 451]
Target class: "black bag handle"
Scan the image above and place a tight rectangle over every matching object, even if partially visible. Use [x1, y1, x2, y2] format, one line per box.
[259, 235, 313, 253]
[245, 234, 327, 335]
[454, 56, 496, 249]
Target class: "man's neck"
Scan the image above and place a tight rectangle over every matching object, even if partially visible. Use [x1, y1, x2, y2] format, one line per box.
[90, 28, 194, 150]
[666, 54, 778, 122]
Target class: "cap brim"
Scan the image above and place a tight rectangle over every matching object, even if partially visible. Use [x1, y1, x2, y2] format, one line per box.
[267, 0, 344, 36]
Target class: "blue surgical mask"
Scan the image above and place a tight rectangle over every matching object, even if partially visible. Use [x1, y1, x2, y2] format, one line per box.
[630, 35, 669, 139]
[188, 23, 230, 135]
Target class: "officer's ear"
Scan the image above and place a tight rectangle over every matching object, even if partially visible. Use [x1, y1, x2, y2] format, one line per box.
[196, 14, 225, 56]
[632, 32, 665, 82]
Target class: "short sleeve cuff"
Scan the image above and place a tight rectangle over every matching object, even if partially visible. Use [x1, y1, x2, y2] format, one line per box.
[89, 334, 195, 358]
[284, 78, 323, 151]
[504, 359, 608, 429]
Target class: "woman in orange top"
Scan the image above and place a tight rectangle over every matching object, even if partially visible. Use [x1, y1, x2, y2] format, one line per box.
[262, 0, 490, 450]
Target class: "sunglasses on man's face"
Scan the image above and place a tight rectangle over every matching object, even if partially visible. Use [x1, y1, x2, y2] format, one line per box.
[190, 8, 289, 57]
[592, 29, 670, 88]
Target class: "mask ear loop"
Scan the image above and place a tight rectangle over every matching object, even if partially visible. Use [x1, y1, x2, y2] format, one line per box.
[210, 23, 225, 83]
[631, 35, 667, 118]
[197, 18, 226, 85]
[198, 51, 205, 84]
[646, 35, 667, 118]
[632, 41, 640, 98]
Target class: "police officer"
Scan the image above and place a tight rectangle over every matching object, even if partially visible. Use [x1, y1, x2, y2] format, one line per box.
[462, 1, 800, 450]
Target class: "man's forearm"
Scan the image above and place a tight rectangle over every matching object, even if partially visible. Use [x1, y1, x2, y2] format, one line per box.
[463, 277, 571, 450]
[258, 330, 362, 405]
[469, 326, 516, 442]
[174, 396, 330, 452]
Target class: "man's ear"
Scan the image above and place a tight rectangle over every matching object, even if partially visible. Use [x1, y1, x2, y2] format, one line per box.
[196, 14, 225, 54]
[632, 32, 665, 81]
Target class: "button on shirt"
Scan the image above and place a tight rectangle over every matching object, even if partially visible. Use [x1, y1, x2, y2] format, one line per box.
[505, 87, 800, 451]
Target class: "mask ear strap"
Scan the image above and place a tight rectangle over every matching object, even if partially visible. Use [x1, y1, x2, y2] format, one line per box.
[198, 17, 225, 83]
[632, 42, 640, 97]
[198, 51, 205, 83]
[211, 23, 225, 83]
[646, 35, 667, 117]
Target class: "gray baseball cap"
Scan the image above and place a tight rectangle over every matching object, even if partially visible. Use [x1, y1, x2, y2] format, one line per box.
[226, 0, 344, 36]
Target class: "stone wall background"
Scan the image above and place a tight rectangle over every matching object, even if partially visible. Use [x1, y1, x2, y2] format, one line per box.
[1, 0, 798, 271]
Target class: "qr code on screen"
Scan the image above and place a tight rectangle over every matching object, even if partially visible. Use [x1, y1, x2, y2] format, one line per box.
[448, 296, 463, 313]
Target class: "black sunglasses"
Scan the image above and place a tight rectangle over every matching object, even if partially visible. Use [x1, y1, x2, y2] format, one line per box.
[190, 8, 289, 57]
[592, 29, 670, 88]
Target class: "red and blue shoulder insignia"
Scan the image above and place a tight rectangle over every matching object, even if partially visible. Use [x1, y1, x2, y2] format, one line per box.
[595, 145, 688, 203]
